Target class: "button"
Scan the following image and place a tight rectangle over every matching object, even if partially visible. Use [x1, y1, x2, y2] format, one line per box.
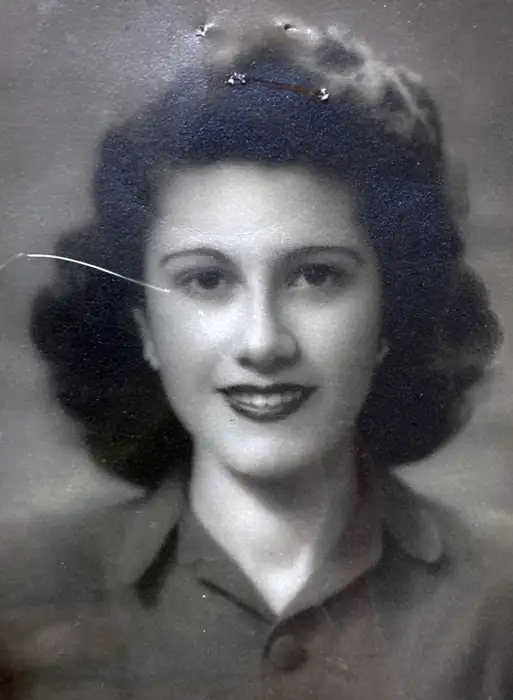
[268, 633, 307, 671]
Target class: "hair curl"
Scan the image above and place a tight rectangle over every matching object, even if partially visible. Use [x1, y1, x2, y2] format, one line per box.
[30, 18, 503, 488]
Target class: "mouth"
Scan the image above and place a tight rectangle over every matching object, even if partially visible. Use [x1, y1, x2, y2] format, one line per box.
[218, 384, 316, 422]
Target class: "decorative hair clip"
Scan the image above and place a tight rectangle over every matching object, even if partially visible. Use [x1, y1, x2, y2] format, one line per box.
[225, 72, 329, 101]
[195, 23, 214, 37]
[226, 72, 248, 86]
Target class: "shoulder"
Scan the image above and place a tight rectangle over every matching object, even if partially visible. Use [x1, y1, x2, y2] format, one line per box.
[443, 502, 513, 690]
[422, 488, 513, 665]
[0, 496, 142, 609]
[391, 464, 513, 586]
[0, 500, 143, 697]
[379, 474, 513, 698]
[430, 490, 513, 583]
[386, 470, 513, 633]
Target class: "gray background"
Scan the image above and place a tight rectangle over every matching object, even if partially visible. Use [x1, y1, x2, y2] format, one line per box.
[0, 0, 512, 521]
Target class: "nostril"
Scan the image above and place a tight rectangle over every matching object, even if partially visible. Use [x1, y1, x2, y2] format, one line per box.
[236, 329, 300, 372]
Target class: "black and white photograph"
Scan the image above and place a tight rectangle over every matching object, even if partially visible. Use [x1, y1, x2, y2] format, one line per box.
[0, 2, 512, 698]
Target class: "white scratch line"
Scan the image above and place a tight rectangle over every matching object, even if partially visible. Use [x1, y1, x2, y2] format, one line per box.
[0, 252, 171, 294]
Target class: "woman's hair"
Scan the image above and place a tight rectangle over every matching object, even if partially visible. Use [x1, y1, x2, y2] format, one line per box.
[30, 18, 502, 488]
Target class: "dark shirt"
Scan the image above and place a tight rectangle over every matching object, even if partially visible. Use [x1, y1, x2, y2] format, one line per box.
[1, 470, 513, 699]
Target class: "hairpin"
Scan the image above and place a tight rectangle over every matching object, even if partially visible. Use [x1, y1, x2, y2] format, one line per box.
[196, 20, 296, 38]
[195, 23, 214, 38]
[226, 72, 329, 101]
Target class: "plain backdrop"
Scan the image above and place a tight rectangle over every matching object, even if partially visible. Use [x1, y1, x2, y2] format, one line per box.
[0, 0, 512, 522]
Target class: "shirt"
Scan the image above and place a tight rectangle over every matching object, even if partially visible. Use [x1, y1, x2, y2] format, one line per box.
[1, 467, 513, 699]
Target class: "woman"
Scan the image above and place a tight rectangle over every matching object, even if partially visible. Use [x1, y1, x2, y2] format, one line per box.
[2, 16, 510, 700]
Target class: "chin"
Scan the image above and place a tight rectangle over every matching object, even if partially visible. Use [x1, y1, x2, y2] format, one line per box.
[220, 438, 323, 482]
[228, 460, 304, 482]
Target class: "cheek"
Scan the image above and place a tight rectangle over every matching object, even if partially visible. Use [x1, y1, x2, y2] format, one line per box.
[146, 302, 226, 389]
[296, 293, 381, 372]
[148, 293, 248, 361]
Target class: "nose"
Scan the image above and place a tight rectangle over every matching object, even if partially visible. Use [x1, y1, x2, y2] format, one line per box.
[235, 293, 300, 373]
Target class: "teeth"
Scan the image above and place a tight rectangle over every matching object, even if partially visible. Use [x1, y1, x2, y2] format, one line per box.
[229, 391, 302, 409]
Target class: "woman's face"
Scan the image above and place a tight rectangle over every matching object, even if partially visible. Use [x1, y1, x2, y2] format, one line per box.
[137, 162, 382, 479]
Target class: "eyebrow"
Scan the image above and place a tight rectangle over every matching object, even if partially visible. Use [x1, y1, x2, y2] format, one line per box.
[159, 245, 365, 267]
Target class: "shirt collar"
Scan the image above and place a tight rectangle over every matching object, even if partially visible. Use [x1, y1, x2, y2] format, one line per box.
[174, 463, 385, 620]
[111, 465, 444, 609]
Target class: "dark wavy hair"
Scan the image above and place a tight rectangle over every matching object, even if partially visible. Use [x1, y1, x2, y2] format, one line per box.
[30, 18, 502, 489]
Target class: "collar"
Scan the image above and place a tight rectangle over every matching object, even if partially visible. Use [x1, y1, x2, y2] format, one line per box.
[174, 462, 385, 620]
[111, 465, 443, 613]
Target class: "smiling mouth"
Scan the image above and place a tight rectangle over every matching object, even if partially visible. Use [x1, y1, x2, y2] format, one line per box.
[219, 384, 316, 422]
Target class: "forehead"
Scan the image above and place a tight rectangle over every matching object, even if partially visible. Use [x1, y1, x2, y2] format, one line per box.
[151, 162, 368, 253]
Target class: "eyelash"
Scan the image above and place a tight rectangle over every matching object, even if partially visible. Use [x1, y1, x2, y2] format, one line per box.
[173, 263, 350, 299]
[287, 264, 349, 290]
[174, 268, 234, 297]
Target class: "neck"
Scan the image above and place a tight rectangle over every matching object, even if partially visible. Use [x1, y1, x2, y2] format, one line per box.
[189, 431, 359, 604]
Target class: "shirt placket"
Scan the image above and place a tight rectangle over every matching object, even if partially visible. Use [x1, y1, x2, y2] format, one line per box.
[260, 577, 400, 700]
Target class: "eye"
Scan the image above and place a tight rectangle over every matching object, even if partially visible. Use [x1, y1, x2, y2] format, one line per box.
[289, 263, 348, 290]
[174, 268, 234, 298]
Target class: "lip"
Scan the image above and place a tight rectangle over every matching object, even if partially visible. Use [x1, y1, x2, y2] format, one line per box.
[218, 384, 316, 422]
